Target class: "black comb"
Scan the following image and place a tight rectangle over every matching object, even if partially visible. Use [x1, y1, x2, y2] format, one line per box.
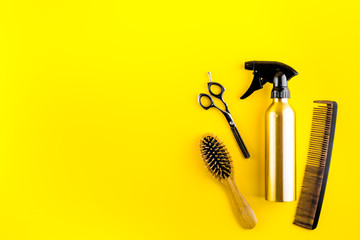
[294, 100, 338, 230]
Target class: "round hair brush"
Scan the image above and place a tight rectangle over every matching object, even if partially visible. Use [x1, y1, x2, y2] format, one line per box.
[200, 134, 257, 229]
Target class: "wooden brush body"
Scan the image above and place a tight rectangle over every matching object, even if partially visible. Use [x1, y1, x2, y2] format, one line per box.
[200, 134, 256, 229]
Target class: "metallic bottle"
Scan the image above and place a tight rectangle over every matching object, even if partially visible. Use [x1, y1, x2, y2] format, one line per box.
[265, 98, 296, 202]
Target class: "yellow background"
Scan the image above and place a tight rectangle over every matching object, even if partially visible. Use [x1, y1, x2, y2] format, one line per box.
[0, 0, 359, 239]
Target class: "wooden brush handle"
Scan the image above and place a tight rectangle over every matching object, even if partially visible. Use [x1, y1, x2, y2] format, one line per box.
[224, 178, 257, 229]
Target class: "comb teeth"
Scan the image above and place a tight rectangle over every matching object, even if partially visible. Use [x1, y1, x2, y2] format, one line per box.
[294, 101, 337, 230]
[200, 134, 232, 181]
[307, 105, 332, 167]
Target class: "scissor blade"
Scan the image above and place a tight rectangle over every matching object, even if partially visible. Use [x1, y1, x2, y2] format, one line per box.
[230, 126, 250, 159]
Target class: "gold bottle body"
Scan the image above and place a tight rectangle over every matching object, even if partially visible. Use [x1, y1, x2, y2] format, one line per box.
[265, 98, 296, 202]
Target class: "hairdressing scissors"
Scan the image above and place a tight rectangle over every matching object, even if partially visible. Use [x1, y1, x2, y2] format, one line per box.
[198, 72, 250, 159]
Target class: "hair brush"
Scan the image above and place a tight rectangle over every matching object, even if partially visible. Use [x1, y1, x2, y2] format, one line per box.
[294, 100, 338, 230]
[200, 134, 256, 229]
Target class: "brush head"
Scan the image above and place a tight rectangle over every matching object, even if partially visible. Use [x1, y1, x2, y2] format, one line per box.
[200, 134, 232, 182]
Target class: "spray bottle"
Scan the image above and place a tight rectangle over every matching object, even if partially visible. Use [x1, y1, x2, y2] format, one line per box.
[241, 61, 298, 202]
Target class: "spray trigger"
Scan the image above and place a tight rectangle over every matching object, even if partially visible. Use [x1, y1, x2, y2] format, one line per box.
[240, 61, 298, 99]
[240, 72, 264, 99]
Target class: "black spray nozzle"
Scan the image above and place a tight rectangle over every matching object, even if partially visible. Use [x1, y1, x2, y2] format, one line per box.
[240, 61, 298, 99]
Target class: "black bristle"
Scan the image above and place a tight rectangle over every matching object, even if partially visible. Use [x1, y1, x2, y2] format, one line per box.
[200, 134, 232, 180]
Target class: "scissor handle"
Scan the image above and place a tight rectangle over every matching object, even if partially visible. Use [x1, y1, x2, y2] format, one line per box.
[198, 93, 216, 110]
[207, 82, 225, 99]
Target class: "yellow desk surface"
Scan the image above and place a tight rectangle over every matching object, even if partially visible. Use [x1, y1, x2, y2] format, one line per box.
[0, 1, 359, 239]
